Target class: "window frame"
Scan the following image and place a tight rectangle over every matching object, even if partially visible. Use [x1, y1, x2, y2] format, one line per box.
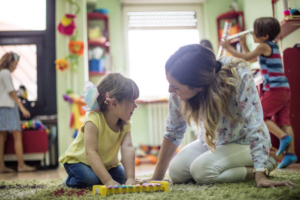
[0, 0, 56, 117]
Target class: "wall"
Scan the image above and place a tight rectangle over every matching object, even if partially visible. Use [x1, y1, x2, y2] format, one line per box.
[56, 0, 89, 156]
[95, 0, 126, 73]
[203, 0, 235, 53]
[237, 0, 300, 53]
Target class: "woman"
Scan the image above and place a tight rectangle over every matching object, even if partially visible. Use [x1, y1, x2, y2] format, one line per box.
[148, 44, 294, 188]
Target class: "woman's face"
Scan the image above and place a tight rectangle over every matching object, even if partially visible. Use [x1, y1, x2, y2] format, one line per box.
[166, 72, 204, 101]
[9, 60, 19, 72]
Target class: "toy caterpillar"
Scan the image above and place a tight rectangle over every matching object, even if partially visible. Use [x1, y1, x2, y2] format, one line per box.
[93, 181, 169, 197]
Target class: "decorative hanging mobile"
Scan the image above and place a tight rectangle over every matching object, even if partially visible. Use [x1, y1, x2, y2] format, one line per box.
[55, 0, 84, 72]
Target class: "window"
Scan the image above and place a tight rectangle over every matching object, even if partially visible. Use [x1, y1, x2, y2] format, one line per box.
[0, 0, 46, 31]
[124, 5, 204, 100]
[0, 0, 56, 117]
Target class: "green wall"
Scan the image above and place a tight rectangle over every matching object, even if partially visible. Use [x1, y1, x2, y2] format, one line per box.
[56, 0, 89, 157]
[203, 0, 235, 54]
[95, 0, 125, 73]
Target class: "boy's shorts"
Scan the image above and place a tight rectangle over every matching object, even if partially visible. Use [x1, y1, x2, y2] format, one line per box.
[260, 89, 291, 127]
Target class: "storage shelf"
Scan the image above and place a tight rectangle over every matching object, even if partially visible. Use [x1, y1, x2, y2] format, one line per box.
[276, 19, 300, 40]
[87, 12, 108, 20]
[89, 72, 106, 76]
[88, 40, 110, 48]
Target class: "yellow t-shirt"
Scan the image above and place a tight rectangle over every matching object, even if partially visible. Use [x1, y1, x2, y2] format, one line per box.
[59, 111, 131, 170]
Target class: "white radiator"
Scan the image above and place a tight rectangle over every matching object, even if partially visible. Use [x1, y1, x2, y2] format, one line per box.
[147, 102, 195, 147]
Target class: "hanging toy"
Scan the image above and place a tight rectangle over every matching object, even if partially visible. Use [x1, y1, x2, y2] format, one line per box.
[58, 14, 76, 36]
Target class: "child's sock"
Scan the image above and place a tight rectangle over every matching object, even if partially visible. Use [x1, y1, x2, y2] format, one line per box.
[276, 135, 292, 156]
[277, 153, 298, 169]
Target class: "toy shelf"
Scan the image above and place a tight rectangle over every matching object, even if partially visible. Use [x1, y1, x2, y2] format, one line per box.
[87, 12, 108, 21]
[88, 40, 110, 51]
[87, 11, 110, 76]
[276, 19, 300, 40]
[89, 71, 106, 76]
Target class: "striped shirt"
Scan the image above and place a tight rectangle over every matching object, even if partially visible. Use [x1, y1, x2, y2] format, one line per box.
[258, 41, 289, 91]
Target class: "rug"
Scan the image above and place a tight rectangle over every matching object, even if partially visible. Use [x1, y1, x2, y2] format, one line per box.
[1, 171, 300, 200]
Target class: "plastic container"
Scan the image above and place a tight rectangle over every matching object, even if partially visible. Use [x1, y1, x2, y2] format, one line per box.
[93, 9, 109, 15]
[89, 58, 105, 73]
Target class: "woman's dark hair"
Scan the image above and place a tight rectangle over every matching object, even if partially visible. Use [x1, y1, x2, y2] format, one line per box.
[165, 44, 241, 151]
[253, 17, 281, 41]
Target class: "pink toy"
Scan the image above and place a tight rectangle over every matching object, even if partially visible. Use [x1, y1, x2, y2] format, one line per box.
[58, 14, 76, 36]
[284, 10, 291, 16]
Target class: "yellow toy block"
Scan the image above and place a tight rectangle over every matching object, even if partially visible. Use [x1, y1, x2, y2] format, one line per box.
[93, 181, 169, 197]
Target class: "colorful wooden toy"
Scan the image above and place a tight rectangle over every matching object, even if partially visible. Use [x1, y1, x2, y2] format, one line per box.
[93, 181, 169, 197]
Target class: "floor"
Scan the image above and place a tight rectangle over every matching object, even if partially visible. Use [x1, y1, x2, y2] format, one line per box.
[0, 163, 299, 181]
[0, 164, 157, 181]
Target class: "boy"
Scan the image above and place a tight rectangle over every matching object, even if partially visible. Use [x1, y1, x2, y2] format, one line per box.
[221, 17, 297, 168]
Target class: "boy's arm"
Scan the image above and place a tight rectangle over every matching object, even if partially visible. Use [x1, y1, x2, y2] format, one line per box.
[121, 131, 135, 184]
[221, 40, 269, 62]
[240, 41, 258, 63]
[240, 36, 250, 53]
[84, 121, 119, 186]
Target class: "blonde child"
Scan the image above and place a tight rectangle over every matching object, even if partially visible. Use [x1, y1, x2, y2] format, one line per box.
[221, 17, 297, 168]
[0, 52, 35, 173]
[59, 73, 139, 188]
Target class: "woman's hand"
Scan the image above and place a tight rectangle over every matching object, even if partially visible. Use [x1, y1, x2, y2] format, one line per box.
[256, 178, 295, 188]
[256, 172, 295, 188]
[135, 177, 152, 184]
[104, 179, 120, 186]
[135, 177, 171, 184]
[20, 106, 30, 118]
[125, 177, 135, 185]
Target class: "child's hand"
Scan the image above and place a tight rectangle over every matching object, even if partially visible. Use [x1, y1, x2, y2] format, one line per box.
[20, 107, 31, 118]
[104, 179, 120, 186]
[220, 39, 230, 50]
[125, 178, 135, 185]
[239, 35, 246, 44]
[135, 178, 151, 184]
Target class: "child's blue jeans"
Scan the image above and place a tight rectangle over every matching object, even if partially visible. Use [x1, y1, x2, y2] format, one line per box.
[64, 162, 127, 188]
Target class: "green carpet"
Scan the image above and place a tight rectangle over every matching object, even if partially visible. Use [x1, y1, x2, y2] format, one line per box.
[1, 171, 300, 200]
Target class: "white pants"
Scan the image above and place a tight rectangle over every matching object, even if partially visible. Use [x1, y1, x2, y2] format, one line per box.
[169, 139, 253, 184]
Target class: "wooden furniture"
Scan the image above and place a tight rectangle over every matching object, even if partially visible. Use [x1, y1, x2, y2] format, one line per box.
[216, 11, 245, 45]
[87, 12, 110, 77]
[282, 45, 300, 162]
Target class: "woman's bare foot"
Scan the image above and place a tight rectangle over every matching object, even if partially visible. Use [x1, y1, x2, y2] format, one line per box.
[18, 164, 36, 172]
[0, 166, 15, 173]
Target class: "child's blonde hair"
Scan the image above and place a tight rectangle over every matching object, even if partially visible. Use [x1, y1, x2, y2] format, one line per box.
[0, 52, 19, 70]
[96, 73, 139, 130]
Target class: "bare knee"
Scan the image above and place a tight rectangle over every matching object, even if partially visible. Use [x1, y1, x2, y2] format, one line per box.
[11, 131, 22, 141]
[0, 131, 8, 142]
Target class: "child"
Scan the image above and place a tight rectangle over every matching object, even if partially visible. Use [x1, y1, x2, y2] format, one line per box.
[200, 39, 214, 52]
[0, 52, 36, 173]
[221, 17, 298, 168]
[59, 73, 139, 188]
